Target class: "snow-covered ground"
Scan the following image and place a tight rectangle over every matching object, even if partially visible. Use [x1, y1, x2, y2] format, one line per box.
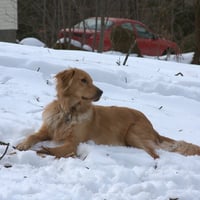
[0, 42, 200, 200]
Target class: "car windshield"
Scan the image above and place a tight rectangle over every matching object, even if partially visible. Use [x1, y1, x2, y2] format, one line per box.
[74, 18, 113, 30]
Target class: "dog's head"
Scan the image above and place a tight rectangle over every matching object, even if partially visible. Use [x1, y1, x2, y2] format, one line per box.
[55, 68, 103, 108]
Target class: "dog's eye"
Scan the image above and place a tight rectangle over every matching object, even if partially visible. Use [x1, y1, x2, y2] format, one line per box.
[81, 78, 87, 84]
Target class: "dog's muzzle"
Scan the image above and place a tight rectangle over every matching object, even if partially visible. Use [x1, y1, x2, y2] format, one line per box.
[81, 87, 103, 102]
[93, 88, 103, 102]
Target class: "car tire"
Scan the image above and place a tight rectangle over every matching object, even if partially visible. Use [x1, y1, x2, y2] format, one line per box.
[162, 48, 175, 56]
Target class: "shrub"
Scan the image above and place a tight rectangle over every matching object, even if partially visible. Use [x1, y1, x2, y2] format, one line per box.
[110, 26, 142, 56]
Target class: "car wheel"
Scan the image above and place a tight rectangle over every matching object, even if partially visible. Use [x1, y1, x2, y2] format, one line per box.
[162, 48, 175, 56]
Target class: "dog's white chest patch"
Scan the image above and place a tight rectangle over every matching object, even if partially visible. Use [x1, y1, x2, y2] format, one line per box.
[70, 109, 92, 124]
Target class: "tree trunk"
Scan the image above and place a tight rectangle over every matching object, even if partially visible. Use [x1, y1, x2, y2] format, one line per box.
[192, 0, 200, 65]
[98, 1, 105, 53]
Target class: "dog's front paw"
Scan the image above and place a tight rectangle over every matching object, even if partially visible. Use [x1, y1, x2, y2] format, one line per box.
[37, 146, 76, 158]
[16, 142, 31, 151]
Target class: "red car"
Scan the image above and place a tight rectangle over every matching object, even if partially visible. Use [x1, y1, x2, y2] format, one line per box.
[58, 17, 180, 56]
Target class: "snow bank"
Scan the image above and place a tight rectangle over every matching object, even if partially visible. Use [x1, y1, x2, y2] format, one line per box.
[19, 37, 46, 47]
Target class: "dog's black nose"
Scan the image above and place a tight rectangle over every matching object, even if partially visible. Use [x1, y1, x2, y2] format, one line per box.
[93, 88, 103, 101]
[98, 89, 103, 97]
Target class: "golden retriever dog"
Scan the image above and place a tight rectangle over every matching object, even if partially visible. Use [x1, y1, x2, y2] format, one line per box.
[16, 68, 200, 159]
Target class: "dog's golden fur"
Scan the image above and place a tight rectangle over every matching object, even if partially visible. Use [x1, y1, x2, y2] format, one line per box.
[17, 68, 200, 159]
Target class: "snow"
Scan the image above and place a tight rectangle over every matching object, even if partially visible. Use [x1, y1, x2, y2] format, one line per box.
[57, 37, 93, 51]
[19, 37, 46, 47]
[0, 42, 200, 200]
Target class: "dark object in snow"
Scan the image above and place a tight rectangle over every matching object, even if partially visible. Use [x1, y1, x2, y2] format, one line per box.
[35, 97, 40, 102]
[174, 72, 184, 76]
[4, 163, 12, 168]
[154, 163, 158, 169]
[0, 141, 10, 160]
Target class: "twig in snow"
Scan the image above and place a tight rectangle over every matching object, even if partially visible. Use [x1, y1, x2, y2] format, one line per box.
[0, 141, 10, 160]
[35, 97, 40, 102]
[123, 40, 137, 66]
[36, 67, 40, 72]
[116, 58, 121, 66]
[174, 72, 184, 76]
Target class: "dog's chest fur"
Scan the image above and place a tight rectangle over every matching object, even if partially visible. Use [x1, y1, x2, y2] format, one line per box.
[42, 101, 93, 141]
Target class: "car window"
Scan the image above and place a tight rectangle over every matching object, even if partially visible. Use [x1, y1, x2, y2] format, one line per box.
[74, 18, 113, 30]
[120, 23, 134, 31]
[134, 24, 154, 39]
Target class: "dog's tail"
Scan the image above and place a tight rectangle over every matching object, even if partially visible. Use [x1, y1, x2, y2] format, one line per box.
[158, 135, 200, 156]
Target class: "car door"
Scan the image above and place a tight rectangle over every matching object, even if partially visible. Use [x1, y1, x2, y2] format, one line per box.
[133, 23, 162, 56]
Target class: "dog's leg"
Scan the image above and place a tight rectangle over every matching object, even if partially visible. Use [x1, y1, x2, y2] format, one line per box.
[125, 124, 160, 159]
[37, 140, 77, 158]
[16, 124, 49, 151]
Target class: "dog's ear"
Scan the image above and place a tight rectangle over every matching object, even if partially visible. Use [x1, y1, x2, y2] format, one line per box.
[56, 68, 75, 82]
[55, 69, 75, 91]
